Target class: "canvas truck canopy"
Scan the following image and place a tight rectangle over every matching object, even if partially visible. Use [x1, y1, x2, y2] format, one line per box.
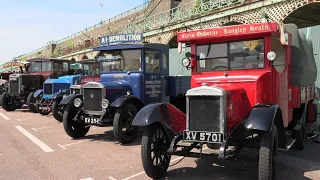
[285, 24, 317, 86]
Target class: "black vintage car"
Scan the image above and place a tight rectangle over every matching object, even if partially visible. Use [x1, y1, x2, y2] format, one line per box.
[0, 58, 70, 112]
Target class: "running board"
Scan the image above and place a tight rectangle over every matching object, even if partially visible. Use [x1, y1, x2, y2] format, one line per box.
[279, 139, 296, 151]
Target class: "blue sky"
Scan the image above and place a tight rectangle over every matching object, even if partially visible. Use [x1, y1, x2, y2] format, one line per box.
[0, 0, 143, 64]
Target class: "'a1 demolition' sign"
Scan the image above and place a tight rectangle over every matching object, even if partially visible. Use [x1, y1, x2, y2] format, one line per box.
[100, 34, 143, 45]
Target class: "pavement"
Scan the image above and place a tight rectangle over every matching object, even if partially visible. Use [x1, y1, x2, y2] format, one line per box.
[0, 106, 320, 180]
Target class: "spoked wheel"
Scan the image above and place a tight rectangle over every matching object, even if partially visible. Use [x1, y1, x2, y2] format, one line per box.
[63, 103, 90, 138]
[113, 103, 138, 144]
[259, 125, 278, 180]
[141, 123, 171, 179]
[52, 98, 63, 122]
[0, 92, 16, 111]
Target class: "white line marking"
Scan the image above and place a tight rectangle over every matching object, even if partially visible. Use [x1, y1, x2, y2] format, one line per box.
[32, 126, 52, 131]
[15, 126, 54, 152]
[123, 147, 209, 180]
[0, 112, 10, 120]
[80, 178, 94, 180]
[58, 141, 84, 149]
[57, 144, 67, 149]
[109, 176, 117, 180]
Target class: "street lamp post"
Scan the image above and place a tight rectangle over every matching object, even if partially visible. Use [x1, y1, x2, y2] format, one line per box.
[99, 3, 104, 23]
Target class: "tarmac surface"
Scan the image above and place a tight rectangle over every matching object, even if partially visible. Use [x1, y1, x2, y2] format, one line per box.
[1, 106, 320, 180]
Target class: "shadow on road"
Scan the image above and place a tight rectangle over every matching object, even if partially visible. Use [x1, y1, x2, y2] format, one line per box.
[75, 129, 143, 146]
[160, 144, 318, 180]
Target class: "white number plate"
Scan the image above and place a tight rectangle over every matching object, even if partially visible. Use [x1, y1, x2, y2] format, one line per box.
[84, 117, 100, 124]
[183, 131, 224, 143]
[39, 106, 48, 110]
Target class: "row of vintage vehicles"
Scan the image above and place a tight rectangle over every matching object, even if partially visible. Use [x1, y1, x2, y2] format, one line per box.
[0, 22, 317, 180]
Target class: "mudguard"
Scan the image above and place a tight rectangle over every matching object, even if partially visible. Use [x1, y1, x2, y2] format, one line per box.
[59, 94, 83, 105]
[52, 89, 69, 100]
[244, 104, 286, 148]
[110, 95, 144, 110]
[33, 89, 43, 98]
[132, 103, 186, 139]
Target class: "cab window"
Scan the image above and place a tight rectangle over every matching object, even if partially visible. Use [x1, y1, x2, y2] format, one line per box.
[31, 62, 41, 72]
[100, 50, 142, 72]
[83, 63, 100, 76]
[145, 51, 160, 73]
[42, 62, 52, 72]
[196, 38, 264, 72]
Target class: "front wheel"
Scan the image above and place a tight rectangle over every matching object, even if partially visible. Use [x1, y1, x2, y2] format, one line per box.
[258, 125, 278, 180]
[113, 103, 138, 144]
[52, 98, 63, 122]
[63, 103, 90, 138]
[27, 92, 38, 113]
[141, 123, 171, 179]
[0, 92, 16, 111]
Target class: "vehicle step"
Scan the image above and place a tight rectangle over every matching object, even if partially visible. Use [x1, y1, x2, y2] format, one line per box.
[279, 139, 296, 151]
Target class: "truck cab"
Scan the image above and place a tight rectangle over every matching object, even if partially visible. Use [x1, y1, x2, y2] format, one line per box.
[132, 22, 317, 179]
[52, 59, 101, 122]
[62, 43, 169, 144]
[1, 58, 70, 112]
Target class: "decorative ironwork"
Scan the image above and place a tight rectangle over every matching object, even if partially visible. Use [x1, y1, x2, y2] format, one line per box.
[123, 0, 244, 34]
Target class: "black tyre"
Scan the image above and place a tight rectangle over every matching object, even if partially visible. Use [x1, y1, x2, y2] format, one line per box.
[63, 103, 90, 138]
[15, 102, 24, 109]
[0, 92, 16, 111]
[27, 92, 38, 113]
[52, 99, 63, 122]
[113, 103, 138, 144]
[293, 124, 306, 150]
[141, 123, 171, 179]
[258, 125, 278, 180]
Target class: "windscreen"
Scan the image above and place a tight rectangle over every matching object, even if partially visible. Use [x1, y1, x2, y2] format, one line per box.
[100, 50, 141, 72]
[196, 39, 264, 72]
[83, 62, 100, 76]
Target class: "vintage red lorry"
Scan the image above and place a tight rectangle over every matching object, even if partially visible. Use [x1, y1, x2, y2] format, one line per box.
[132, 22, 317, 179]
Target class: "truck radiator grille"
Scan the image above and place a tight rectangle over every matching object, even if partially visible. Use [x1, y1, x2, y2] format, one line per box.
[188, 96, 221, 132]
[83, 88, 102, 111]
[9, 80, 19, 94]
[43, 84, 53, 94]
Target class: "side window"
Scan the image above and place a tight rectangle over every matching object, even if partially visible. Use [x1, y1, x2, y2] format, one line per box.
[41, 62, 52, 71]
[162, 53, 167, 70]
[145, 51, 160, 73]
[63, 62, 69, 72]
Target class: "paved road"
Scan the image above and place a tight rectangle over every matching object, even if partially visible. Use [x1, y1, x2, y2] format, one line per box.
[0, 106, 320, 180]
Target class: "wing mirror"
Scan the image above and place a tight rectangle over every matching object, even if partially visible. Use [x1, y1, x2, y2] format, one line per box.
[181, 52, 192, 70]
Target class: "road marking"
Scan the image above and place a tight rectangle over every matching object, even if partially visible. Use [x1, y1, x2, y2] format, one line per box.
[109, 176, 117, 180]
[32, 126, 52, 131]
[80, 178, 94, 180]
[58, 141, 85, 149]
[15, 126, 54, 153]
[17, 117, 36, 121]
[123, 147, 209, 180]
[0, 154, 2, 156]
[0, 112, 10, 120]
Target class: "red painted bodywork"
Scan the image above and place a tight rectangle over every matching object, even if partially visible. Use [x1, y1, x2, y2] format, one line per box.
[172, 22, 315, 133]
[81, 76, 101, 85]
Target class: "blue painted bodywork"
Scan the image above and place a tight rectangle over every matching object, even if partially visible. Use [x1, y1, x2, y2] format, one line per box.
[36, 74, 81, 99]
[93, 43, 170, 107]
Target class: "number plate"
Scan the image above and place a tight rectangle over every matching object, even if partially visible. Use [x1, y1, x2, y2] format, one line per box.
[84, 117, 100, 124]
[183, 131, 224, 143]
[10, 78, 17, 81]
[39, 106, 48, 110]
